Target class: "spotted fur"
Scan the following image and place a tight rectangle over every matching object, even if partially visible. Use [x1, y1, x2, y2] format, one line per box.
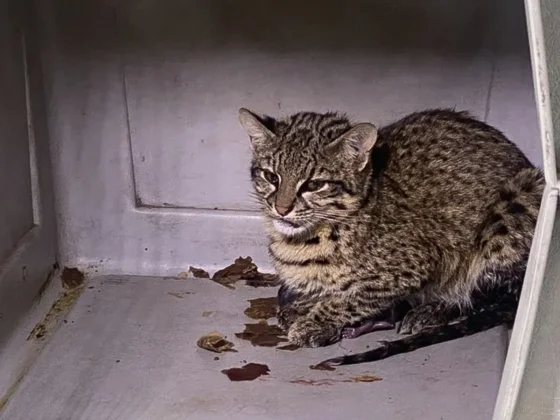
[239, 108, 544, 354]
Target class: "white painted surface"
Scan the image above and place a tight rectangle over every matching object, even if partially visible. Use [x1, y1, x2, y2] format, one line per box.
[492, 188, 558, 420]
[540, 0, 560, 185]
[492, 0, 560, 419]
[0, 8, 34, 264]
[0, 0, 555, 418]
[0, 277, 508, 420]
[0, 0, 58, 403]
[38, 0, 541, 275]
[521, 0, 559, 186]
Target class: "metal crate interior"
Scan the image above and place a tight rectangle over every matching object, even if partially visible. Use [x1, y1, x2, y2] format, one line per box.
[0, 1, 558, 419]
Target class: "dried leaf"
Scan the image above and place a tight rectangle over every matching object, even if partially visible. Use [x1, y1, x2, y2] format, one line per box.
[61, 267, 85, 290]
[211, 257, 280, 289]
[189, 266, 210, 279]
[197, 332, 237, 353]
[235, 321, 287, 347]
[212, 257, 257, 288]
[244, 297, 278, 320]
[202, 311, 214, 317]
[222, 363, 270, 381]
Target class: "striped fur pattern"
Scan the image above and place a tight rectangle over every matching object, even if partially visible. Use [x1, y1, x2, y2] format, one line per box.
[239, 108, 544, 353]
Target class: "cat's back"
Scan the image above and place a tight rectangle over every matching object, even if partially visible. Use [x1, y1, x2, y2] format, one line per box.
[376, 109, 534, 212]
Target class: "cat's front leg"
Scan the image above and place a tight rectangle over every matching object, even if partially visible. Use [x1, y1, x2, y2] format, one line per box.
[287, 297, 389, 348]
[277, 300, 316, 331]
[287, 269, 424, 347]
[276, 283, 318, 330]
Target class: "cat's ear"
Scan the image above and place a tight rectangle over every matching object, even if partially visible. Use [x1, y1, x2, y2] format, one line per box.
[238, 108, 275, 150]
[328, 123, 378, 170]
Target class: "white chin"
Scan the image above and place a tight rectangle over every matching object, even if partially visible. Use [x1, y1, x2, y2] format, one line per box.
[272, 220, 308, 237]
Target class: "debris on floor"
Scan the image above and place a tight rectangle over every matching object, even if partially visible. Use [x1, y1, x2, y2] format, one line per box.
[289, 375, 382, 386]
[61, 267, 85, 290]
[196, 332, 238, 353]
[166, 291, 193, 299]
[289, 379, 339, 386]
[235, 321, 288, 347]
[221, 363, 270, 381]
[201, 310, 214, 317]
[27, 287, 83, 341]
[211, 256, 279, 289]
[244, 296, 278, 320]
[351, 375, 383, 383]
[310, 363, 336, 371]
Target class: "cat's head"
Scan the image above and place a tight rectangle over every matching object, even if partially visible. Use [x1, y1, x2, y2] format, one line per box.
[238, 108, 377, 238]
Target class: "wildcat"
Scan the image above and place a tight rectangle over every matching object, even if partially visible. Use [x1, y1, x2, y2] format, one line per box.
[238, 107, 543, 363]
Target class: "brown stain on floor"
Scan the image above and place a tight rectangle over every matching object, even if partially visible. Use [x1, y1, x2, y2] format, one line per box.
[27, 286, 84, 341]
[222, 363, 270, 381]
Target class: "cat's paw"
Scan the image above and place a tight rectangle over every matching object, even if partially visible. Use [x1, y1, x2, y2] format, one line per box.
[277, 306, 300, 331]
[398, 303, 448, 335]
[342, 320, 395, 339]
[287, 318, 342, 348]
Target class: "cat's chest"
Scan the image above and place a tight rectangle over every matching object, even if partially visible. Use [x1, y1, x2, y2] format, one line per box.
[268, 227, 354, 294]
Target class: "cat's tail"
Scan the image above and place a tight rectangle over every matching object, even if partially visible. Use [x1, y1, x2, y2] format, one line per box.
[318, 302, 516, 367]
[477, 167, 544, 267]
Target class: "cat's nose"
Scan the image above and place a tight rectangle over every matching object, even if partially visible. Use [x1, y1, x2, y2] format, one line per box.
[275, 203, 293, 216]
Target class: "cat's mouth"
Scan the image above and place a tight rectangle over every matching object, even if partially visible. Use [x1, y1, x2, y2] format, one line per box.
[272, 219, 309, 237]
[279, 219, 300, 228]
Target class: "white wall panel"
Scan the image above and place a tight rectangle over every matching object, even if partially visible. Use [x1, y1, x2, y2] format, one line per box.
[40, 0, 541, 275]
[0, 0, 59, 401]
[121, 0, 497, 209]
[0, 6, 35, 263]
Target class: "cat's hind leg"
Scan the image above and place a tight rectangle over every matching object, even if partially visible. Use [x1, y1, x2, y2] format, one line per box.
[398, 302, 458, 335]
[342, 301, 411, 339]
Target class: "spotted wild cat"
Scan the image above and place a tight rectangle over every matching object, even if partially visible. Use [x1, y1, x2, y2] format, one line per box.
[238, 108, 543, 364]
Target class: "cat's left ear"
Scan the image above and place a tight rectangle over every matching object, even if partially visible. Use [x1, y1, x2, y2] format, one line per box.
[238, 108, 275, 150]
[328, 123, 378, 170]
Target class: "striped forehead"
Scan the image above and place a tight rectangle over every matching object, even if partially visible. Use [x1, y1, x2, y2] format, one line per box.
[251, 111, 353, 176]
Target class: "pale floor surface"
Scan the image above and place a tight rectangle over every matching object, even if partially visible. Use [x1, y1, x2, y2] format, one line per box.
[1, 276, 508, 420]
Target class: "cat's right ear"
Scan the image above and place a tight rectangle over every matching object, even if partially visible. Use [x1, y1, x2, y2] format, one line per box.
[238, 108, 275, 150]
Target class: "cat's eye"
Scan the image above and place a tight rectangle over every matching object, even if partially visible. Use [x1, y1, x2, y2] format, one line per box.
[301, 180, 327, 192]
[262, 170, 279, 185]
